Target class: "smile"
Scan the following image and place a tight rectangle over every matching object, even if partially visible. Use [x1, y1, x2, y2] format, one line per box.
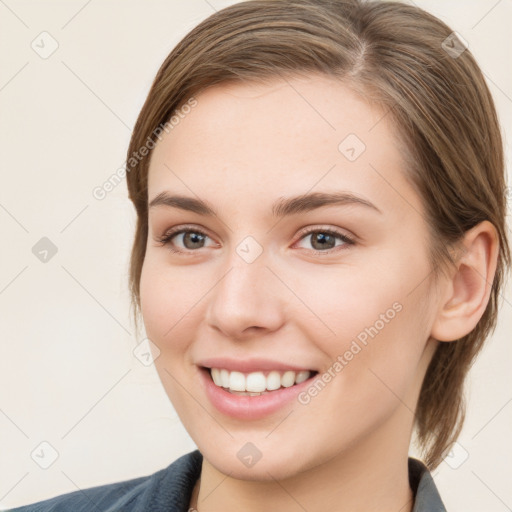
[198, 365, 319, 420]
[209, 368, 315, 395]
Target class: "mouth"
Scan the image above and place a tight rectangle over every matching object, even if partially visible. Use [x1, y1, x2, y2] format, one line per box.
[202, 366, 319, 396]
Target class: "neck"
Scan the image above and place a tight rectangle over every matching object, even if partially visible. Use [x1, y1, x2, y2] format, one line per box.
[190, 407, 416, 512]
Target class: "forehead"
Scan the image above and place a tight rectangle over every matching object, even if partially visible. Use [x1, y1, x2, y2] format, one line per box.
[147, 74, 418, 217]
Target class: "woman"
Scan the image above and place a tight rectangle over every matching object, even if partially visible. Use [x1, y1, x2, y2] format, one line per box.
[9, 0, 510, 510]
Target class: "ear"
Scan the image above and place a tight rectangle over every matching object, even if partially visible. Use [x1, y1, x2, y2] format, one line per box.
[430, 220, 500, 342]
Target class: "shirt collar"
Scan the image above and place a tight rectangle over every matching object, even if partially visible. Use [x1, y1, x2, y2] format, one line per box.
[178, 451, 446, 511]
[409, 457, 447, 512]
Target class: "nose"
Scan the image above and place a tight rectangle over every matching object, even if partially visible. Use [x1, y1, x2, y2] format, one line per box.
[204, 253, 286, 340]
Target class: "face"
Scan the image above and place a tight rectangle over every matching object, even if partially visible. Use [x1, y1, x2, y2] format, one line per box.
[140, 74, 440, 481]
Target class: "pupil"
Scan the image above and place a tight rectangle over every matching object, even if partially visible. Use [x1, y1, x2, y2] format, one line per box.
[313, 233, 334, 250]
[185, 232, 205, 248]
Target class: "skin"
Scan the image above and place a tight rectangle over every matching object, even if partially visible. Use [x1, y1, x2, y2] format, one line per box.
[139, 74, 498, 512]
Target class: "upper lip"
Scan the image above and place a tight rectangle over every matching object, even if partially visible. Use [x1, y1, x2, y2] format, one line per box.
[197, 357, 315, 373]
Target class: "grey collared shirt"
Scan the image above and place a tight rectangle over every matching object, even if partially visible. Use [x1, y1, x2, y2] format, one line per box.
[7, 450, 447, 511]
[410, 457, 447, 511]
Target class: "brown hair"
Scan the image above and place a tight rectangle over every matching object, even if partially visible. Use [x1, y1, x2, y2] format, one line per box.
[125, 0, 510, 469]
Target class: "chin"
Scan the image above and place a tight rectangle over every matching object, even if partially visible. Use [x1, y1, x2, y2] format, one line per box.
[196, 433, 327, 482]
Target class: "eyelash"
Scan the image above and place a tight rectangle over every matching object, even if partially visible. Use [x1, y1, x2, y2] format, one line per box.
[155, 224, 356, 256]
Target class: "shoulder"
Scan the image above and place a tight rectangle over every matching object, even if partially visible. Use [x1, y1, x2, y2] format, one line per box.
[7, 450, 203, 512]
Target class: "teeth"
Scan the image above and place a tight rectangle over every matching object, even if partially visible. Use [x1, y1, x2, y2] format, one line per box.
[220, 369, 230, 388]
[246, 371, 266, 392]
[211, 368, 222, 387]
[266, 371, 281, 391]
[209, 368, 312, 393]
[281, 370, 295, 388]
[229, 371, 246, 391]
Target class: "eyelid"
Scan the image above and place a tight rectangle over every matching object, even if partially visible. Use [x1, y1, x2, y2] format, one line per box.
[155, 224, 215, 246]
[293, 225, 356, 252]
[295, 224, 356, 242]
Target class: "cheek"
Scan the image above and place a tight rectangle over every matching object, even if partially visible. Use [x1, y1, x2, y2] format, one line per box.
[327, 293, 431, 419]
[295, 299, 430, 457]
[139, 258, 205, 419]
[297, 248, 433, 401]
[292, 254, 428, 349]
[139, 254, 206, 345]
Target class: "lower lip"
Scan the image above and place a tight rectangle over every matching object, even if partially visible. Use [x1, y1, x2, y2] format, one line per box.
[199, 367, 317, 420]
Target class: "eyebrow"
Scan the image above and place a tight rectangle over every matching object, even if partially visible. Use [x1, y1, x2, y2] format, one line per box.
[148, 191, 382, 217]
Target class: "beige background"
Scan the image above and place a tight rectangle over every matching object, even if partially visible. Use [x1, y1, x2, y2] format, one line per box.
[0, 0, 510, 510]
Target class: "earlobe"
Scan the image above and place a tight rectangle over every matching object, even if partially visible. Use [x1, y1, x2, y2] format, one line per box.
[430, 221, 499, 342]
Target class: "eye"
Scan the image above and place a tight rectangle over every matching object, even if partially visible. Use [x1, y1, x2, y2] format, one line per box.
[294, 227, 355, 253]
[155, 225, 356, 255]
[155, 226, 216, 254]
